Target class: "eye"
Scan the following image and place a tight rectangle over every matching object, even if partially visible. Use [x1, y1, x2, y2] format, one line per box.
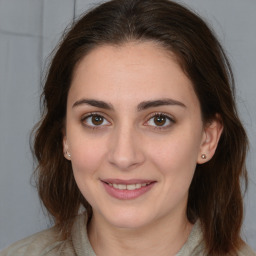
[81, 113, 111, 128]
[145, 113, 174, 129]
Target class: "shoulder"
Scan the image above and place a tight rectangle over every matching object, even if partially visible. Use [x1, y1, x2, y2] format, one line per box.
[0, 226, 74, 256]
[238, 243, 256, 256]
[178, 220, 256, 256]
[0, 213, 94, 256]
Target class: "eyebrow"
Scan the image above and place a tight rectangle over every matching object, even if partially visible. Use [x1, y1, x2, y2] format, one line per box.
[72, 98, 186, 111]
[72, 99, 114, 110]
[137, 99, 186, 110]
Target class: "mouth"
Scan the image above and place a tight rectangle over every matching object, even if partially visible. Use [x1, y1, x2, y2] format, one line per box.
[103, 181, 152, 190]
[101, 179, 156, 200]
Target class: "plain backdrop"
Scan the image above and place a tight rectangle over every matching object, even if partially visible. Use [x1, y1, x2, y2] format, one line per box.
[0, 0, 255, 251]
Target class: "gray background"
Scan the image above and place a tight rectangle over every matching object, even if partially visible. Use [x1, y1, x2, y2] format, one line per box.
[0, 0, 255, 251]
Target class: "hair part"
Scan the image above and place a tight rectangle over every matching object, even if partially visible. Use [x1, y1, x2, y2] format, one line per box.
[32, 0, 248, 254]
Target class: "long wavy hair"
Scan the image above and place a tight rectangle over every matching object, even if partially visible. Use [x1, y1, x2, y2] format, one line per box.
[32, 0, 248, 254]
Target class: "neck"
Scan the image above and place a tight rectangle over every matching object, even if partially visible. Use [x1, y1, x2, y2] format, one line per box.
[88, 212, 193, 256]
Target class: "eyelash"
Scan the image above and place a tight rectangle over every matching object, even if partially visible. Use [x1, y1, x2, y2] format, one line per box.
[144, 112, 175, 130]
[81, 112, 111, 130]
[81, 112, 175, 130]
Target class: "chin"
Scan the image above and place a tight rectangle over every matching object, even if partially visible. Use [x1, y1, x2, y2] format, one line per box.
[101, 207, 156, 230]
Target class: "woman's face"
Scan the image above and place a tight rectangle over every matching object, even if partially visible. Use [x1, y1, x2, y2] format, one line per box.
[64, 42, 211, 229]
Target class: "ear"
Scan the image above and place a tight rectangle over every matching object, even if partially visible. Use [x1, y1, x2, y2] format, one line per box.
[63, 131, 71, 160]
[197, 115, 223, 164]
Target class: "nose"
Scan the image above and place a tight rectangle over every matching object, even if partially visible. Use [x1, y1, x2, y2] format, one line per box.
[107, 124, 145, 170]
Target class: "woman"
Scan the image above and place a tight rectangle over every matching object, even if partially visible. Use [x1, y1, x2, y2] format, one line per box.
[1, 0, 255, 255]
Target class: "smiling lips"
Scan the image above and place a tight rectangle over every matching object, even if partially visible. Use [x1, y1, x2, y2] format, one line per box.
[101, 179, 156, 200]
[110, 183, 150, 190]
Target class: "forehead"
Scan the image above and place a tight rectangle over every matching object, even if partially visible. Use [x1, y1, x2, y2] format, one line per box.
[69, 41, 199, 110]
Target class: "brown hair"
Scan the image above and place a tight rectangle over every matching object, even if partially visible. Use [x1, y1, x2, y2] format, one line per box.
[33, 0, 248, 254]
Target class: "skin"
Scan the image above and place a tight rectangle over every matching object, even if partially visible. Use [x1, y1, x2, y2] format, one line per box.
[63, 41, 223, 256]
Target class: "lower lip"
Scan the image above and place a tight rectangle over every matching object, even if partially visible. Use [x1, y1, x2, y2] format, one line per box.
[102, 182, 155, 200]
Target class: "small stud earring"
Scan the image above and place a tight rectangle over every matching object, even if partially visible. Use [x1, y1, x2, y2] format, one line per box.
[201, 154, 207, 159]
[66, 151, 71, 158]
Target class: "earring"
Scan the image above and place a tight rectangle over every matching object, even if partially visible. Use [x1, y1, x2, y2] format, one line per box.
[201, 154, 207, 159]
[66, 151, 71, 158]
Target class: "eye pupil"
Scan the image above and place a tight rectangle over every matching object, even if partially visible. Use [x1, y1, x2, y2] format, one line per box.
[92, 115, 104, 125]
[154, 115, 166, 126]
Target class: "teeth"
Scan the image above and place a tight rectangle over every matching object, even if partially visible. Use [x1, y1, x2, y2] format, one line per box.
[135, 184, 142, 189]
[109, 182, 151, 190]
[127, 184, 136, 190]
[117, 184, 126, 190]
[113, 184, 126, 190]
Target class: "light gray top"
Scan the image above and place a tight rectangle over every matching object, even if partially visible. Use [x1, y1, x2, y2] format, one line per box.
[1, 214, 255, 256]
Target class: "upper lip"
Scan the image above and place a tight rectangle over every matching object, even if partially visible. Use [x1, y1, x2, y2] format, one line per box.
[101, 179, 156, 185]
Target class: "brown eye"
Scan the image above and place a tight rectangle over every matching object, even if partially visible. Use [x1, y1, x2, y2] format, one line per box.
[154, 115, 167, 126]
[82, 113, 111, 128]
[145, 113, 174, 130]
[91, 115, 104, 125]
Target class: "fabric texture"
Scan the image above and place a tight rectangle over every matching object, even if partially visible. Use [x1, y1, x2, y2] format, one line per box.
[1, 213, 255, 256]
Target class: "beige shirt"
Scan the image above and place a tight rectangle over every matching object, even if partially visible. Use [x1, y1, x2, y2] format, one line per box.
[1, 214, 255, 256]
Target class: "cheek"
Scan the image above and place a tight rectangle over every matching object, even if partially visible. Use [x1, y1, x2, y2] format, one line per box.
[69, 136, 107, 177]
[69, 137, 107, 205]
[147, 128, 202, 176]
